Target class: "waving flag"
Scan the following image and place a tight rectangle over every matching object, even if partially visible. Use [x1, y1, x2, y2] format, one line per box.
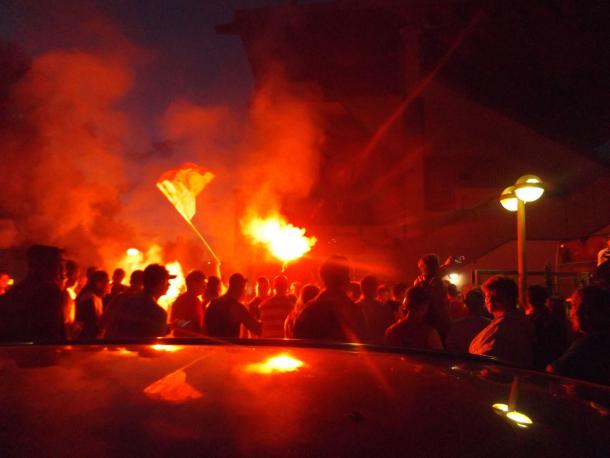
[156, 163, 215, 221]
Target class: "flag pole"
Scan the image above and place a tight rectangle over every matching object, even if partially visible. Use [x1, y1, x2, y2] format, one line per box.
[157, 188, 221, 264]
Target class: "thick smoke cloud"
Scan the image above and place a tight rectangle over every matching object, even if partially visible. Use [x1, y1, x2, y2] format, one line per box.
[0, 19, 325, 273]
[0, 46, 136, 266]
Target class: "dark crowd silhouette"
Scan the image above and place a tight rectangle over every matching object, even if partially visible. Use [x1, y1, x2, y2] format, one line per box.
[0, 244, 609, 386]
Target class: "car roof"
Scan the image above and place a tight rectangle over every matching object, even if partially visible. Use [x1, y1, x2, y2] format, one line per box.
[1, 340, 609, 457]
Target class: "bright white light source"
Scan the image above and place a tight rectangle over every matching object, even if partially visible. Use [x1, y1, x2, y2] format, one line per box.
[500, 186, 518, 211]
[514, 175, 544, 202]
[126, 248, 141, 256]
[493, 403, 509, 412]
[506, 411, 533, 425]
[492, 403, 533, 428]
[448, 273, 460, 283]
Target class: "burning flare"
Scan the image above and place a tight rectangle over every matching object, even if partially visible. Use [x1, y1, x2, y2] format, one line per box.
[243, 213, 316, 268]
[117, 245, 186, 313]
[158, 261, 186, 312]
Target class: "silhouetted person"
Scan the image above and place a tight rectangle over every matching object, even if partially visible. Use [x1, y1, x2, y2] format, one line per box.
[547, 286, 610, 385]
[285, 283, 320, 338]
[99, 269, 144, 338]
[247, 276, 270, 321]
[447, 283, 467, 321]
[170, 270, 205, 334]
[259, 275, 294, 338]
[444, 289, 490, 354]
[526, 285, 568, 369]
[75, 270, 109, 340]
[104, 264, 172, 339]
[377, 284, 391, 303]
[104, 268, 129, 309]
[289, 281, 303, 304]
[386, 282, 407, 319]
[205, 273, 261, 338]
[597, 235, 610, 266]
[0, 245, 65, 342]
[126, 269, 144, 295]
[469, 276, 535, 367]
[546, 295, 570, 343]
[385, 286, 443, 350]
[293, 256, 368, 343]
[592, 260, 610, 290]
[204, 276, 221, 306]
[413, 254, 451, 339]
[347, 281, 362, 302]
[358, 275, 395, 344]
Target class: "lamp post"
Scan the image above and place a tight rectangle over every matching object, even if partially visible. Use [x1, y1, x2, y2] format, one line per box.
[500, 175, 545, 307]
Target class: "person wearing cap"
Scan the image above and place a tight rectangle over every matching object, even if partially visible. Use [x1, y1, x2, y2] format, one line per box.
[170, 270, 206, 335]
[259, 275, 294, 338]
[0, 245, 66, 342]
[204, 273, 261, 338]
[104, 264, 173, 339]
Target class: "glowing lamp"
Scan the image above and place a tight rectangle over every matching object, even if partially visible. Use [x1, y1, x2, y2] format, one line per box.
[500, 186, 518, 212]
[514, 175, 544, 202]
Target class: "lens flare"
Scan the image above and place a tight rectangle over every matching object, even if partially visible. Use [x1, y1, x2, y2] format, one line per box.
[243, 214, 316, 266]
[245, 354, 305, 374]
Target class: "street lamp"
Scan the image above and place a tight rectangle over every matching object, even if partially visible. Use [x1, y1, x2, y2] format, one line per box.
[499, 175, 544, 306]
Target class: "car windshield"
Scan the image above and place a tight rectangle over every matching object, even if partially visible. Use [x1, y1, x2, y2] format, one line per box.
[0, 1, 609, 387]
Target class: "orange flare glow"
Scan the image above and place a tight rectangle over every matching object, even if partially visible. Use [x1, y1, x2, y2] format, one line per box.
[117, 245, 186, 313]
[243, 214, 316, 265]
[245, 354, 305, 374]
[158, 261, 185, 312]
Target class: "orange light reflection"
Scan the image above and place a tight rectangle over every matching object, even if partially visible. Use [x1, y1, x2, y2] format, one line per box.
[245, 354, 305, 374]
[151, 344, 182, 352]
[144, 370, 203, 403]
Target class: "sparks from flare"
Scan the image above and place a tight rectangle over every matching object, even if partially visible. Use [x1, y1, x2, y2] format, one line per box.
[243, 213, 316, 270]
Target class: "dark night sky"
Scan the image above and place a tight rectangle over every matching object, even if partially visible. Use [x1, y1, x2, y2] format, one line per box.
[0, 0, 321, 140]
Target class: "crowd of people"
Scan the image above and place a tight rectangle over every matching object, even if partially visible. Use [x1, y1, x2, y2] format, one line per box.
[0, 244, 609, 386]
